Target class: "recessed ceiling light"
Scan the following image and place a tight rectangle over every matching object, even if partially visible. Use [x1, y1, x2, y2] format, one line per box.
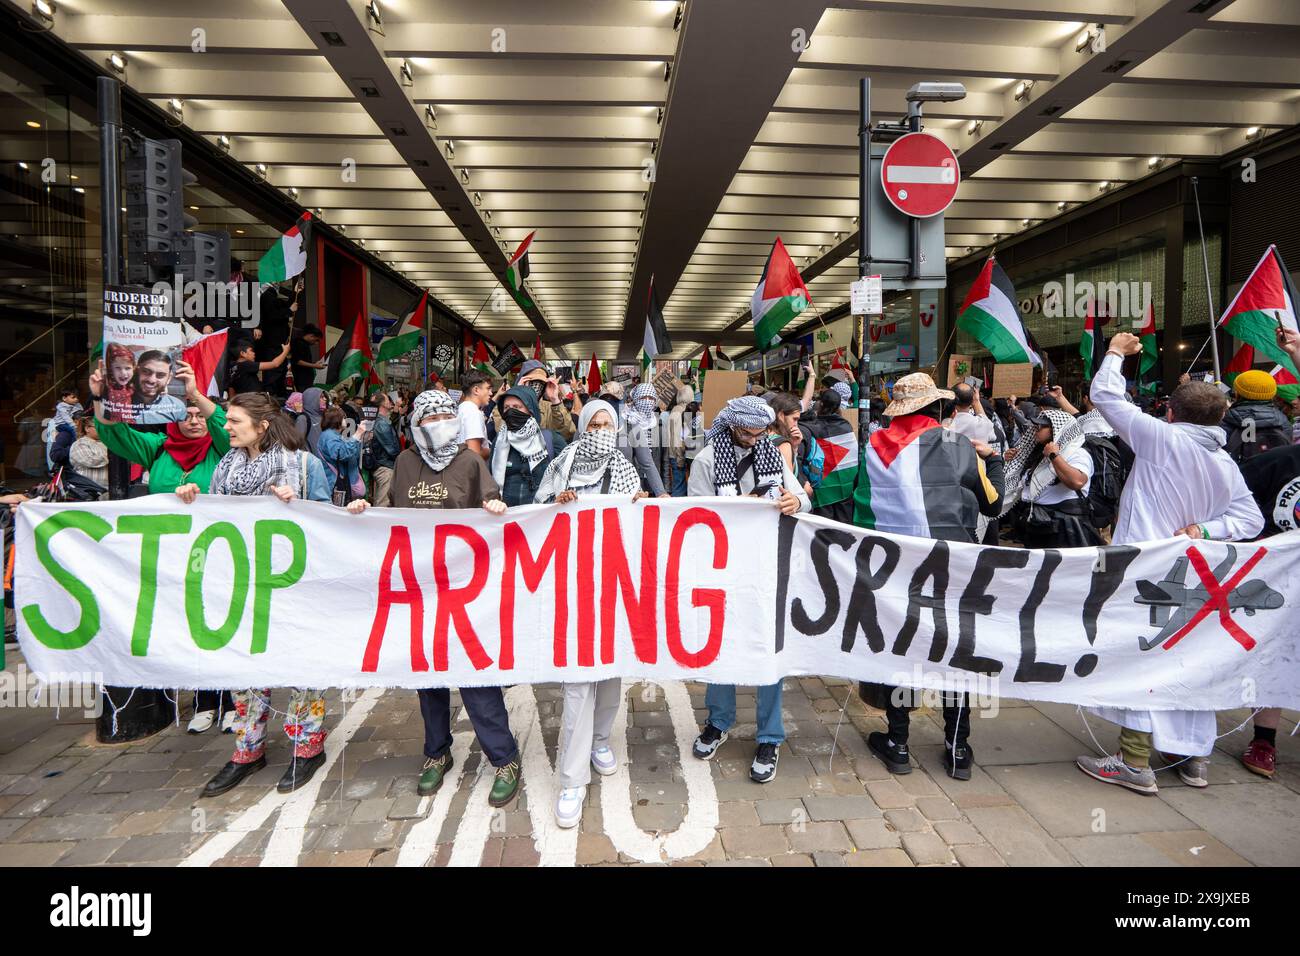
[108, 52, 127, 74]
[26, 120, 40, 129]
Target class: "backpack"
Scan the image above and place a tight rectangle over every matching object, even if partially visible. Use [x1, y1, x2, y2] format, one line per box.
[1225, 417, 1291, 464]
[1080, 435, 1128, 529]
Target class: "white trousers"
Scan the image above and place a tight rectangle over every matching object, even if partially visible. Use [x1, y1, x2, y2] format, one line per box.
[557, 678, 622, 788]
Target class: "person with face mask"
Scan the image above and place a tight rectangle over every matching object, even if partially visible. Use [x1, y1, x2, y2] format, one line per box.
[621, 381, 669, 497]
[687, 396, 809, 783]
[92, 358, 237, 734]
[493, 359, 576, 442]
[174, 393, 333, 792]
[492, 385, 567, 507]
[532, 400, 646, 826]
[347, 389, 523, 808]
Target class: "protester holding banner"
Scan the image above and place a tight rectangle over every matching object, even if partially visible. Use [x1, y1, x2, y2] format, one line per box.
[348, 389, 522, 808]
[529, 399, 644, 825]
[173, 392, 333, 795]
[853, 372, 1005, 781]
[1077, 332, 1264, 795]
[92, 359, 236, 734]
[491, 386, 566, 507]
[689, 396, 808, 784]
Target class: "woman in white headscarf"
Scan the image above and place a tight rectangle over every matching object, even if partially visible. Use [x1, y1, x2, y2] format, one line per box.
[535, 399, 648, 829]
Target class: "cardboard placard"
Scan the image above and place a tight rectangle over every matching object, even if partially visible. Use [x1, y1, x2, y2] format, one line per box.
[945, 354, 973, 388]
[991, 363, 1034, 399]
[652, 368, 680, 406]
[841, 407, 858, 435]
[700, 369, 749, 428]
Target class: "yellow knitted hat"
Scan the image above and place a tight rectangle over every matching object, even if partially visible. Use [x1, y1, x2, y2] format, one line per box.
[1234, 369, 1277, 402]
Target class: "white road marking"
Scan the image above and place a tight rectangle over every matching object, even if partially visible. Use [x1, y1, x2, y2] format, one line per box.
[179, 688, 385, 868]
[511, 684, 579, 866]
[395, 715, 472, 867]
[601, 680, 720, 864]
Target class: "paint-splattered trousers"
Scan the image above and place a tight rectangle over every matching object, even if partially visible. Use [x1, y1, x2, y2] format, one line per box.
[230, 688, 327, 764]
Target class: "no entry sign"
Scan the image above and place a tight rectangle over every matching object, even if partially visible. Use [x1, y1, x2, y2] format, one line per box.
[880, 132, 960, 218]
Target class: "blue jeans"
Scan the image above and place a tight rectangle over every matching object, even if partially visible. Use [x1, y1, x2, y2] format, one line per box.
[669, 459, 689, 497]
[705, 682, 785, 745]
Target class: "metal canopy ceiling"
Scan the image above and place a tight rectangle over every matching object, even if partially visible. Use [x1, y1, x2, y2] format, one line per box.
[13, 0, 1300, 361]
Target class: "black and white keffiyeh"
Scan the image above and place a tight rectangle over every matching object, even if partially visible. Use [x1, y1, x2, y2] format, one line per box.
[831, 381, 853, 407]
[534, 399, 640, 501]
[210, 442, 301, 497]
[707, 395, 782, 496]
[410, 388, 462, 473]
[491, 415, 547, 487]
[1075, 408, 1116, 438]
[1000, 407, 1087, 513]
[623, 382, 659, 432]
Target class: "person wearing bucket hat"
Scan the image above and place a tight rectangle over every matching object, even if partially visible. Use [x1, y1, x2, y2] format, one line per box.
[1222, 369, 1290, 463]
[853, 371, 1005, 781]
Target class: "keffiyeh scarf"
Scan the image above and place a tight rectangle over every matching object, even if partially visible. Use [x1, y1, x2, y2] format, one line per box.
[534, 399, 640, 501]
[624, 382, 659, 432]
[1075, 408, 1116, 438]
[707, 395, 782, 496]
[1000, 407, 1087, 514]
[831, 381, 853, 407]
[210, 442, 301, 497]
[410, 388, 461, 473]
[491, 416, 548, 488]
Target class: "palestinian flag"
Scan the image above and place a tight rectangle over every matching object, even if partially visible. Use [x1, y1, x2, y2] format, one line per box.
[957, 256, 1041, 366]
[533, 335, 543, 361]
[751, 237, 810, 351]
[585, 352, 603, 396]
[1224, 341, 1256, 383]
[182, 328, 229, 399]
[325, 313, 380, 392]
[471, 338, 498, 378]
[1218, 244, 1299, 379]
[698, 345, 713, 372]
[1136, 300, 1159, 394]
[642, 276, 672, 372]
[854, 415, 1000, 534]
[377, 289, 427, 363]
[1225, 344, 1300, 402]
[504, 231, 535, 307]
[257, 211, 311, 283]
[1079, 297, 1105, 382]
[803, 416, 858, 508]
[1268, 364, 1300, 403]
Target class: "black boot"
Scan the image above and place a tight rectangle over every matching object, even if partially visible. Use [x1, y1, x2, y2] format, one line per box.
[277, 751, 327, 793]
[943, 743, 974, 781]
[868, 731, 912, 775]
[202, 757, 266, 798]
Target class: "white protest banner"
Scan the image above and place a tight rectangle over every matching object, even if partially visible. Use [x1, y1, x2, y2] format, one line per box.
[13, 496, 1300, 712]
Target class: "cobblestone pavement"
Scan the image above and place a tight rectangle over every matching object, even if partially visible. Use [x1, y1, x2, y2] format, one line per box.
[0, 656, 1296, 866]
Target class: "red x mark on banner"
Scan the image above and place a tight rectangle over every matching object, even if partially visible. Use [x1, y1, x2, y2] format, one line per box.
[1161, 544, 1268, 652]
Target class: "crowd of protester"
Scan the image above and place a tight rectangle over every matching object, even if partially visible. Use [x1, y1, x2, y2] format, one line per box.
[5, 319, 1300, 822]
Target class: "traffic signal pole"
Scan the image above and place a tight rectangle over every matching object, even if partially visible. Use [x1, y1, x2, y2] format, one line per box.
[95, 75, 171, 744]
[855, 78, 872, 448]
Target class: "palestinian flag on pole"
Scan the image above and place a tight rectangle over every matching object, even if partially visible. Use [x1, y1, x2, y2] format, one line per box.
[1218, 244, 1300, 379]
[257, 211, 311, 283]
[751, 237, 810, 351]
[1268, 365, 1300, 403]
[1080, 297, 1101, 381]
[642, 276, 672, 373]
[533, 334, 543, 361]
[377, 289, 427, 363]
[182, 328, 229, 399]
[803, 417, 858, 508]
[1224, 341, 1255, 383]
[956, 256, 1041, 366]
[504, 231, 535, 307]
[471, 338, 498, 378]
[1225, 343, 1300, 402]
[325, 313, 380, 392]
[1137, 299, 1159, 394]
[585, 351, 602, 396]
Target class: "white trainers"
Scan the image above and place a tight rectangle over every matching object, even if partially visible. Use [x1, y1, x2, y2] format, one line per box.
[591, 747, 617, 776]
[555, 785, 586, 829]
[221, 709, 238, 733]
[186, 709, 216, 734]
